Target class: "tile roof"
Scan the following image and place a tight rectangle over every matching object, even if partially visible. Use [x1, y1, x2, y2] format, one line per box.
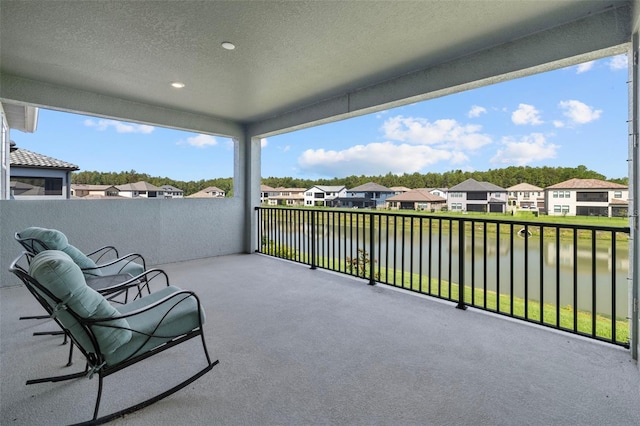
[387, 189, 447, 202]
[10, 148, 79, 170]
[116, 181, 164, 192]
[546, 178, 628, 190]
[348, 182, 394, 192]
[449, 178, 505, 192]
[507, 183, 543, 191]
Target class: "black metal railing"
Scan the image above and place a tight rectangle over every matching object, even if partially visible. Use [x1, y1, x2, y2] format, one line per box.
[256, 207, 631, 347]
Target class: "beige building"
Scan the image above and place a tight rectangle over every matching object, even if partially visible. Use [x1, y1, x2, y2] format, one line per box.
[506, 183, 544, 211]
[545, 178, 628, 217]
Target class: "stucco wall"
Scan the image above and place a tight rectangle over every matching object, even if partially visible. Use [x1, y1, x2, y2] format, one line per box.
[0, 197, 245, 287]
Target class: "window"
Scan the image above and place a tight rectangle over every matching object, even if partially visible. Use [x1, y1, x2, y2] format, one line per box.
[562, 205, 569, 213]
[553, 191, 558, 198]
[614, 191, 622, 198]
[576, 191, 607, 202]
[10, 177, 63, 196]
[554, 205, 561, 213]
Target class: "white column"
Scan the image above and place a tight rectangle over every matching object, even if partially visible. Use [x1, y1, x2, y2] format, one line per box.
[234, 130, 262, 254]
[629, 32, 639, 360]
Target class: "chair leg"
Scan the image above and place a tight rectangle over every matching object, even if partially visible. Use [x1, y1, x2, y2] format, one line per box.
[92, 373, 104, 422]
[66, 339, 74, 367]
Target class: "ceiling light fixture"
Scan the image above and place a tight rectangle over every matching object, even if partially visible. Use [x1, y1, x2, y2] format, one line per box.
[221, 41, 235, 50]
[171, 82, 186, 89]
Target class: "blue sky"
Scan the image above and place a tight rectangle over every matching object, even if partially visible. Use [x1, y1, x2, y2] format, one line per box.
[11, 54, 629, 182]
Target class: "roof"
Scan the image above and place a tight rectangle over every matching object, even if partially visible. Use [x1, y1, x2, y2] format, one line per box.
[116, 181, 164, 192]
[10, 148, 78, 171]
[390, 186, 412, 193]
[187, 186, 226, 198]
[0, 2, 630, 138]
[160, 185, 183, 191]
[72, 184, 118, 190]
[546, 178, 628, 190]
[311, 185, 346, 192]
[387, 189, 447, 203]
[260, 185, 276, 192]
[449, 178, 506, 192]
[348, 182, 393, 193]
[507, 183, 543, 191]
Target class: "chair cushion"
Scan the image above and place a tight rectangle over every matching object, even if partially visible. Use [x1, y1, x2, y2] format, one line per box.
[18, 226, 68, 250]
[29, 250, 131, 355]
[97, 258, 144, 277]
[105, 286, 205, 366]
[62, 244, 102, 276]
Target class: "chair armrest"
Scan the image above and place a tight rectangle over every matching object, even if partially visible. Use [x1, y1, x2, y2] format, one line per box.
[85, 246, 120, 263]
[82, 253, 146, 276]
[95, 268, 170, 295]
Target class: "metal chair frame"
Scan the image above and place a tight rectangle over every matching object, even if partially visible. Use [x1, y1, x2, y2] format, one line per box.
[9, 252, 219, 425]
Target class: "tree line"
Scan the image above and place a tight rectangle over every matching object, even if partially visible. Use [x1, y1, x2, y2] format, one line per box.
[73, 165, 627, 197]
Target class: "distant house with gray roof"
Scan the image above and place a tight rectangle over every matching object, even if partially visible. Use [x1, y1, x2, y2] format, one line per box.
[116, 181, 164, 198]
[9, 143, 79, 199]
[160, 185, 184, 198]
[447, 178, 507, 213]
[327, 182, 395, 209]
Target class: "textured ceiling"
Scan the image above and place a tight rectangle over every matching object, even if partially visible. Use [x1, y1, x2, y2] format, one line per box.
[0, 0, 633, 133]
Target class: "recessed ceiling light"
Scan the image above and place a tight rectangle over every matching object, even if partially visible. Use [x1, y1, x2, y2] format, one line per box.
[171, 82, 186, 89]
[221, 41, 235, 50]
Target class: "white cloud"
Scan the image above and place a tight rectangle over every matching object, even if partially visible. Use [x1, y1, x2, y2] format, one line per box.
[183, 134, 218, 148]
[298, 142, 466, 177]
[84, 119, 154, 134]
[381, 115, 492, 150]
[608, 54, 628, 70]
[468, 105, 487, 118]
[490, 133, 558, 166]
[553, 120, 565, 128]
[280, 145, 291, 152]
[260, 138, 268, 148]
[511, 104, 543, 125]
[375, 110, 389, 119]
[576, 61, 595, 74]
[558, 100, 602, 125]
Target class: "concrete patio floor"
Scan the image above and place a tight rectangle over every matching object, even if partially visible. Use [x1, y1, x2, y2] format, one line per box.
[1, 253, 639, 425]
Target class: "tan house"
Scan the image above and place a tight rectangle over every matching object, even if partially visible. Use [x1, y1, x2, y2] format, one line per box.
[545, 178, 628, 217]
[507, 183, 544, 211]
[386, 188, 447, 211]
[116, 181, 164, 199]
[266, 187, 306, 206]
[187, 186, 226, 198]
[71, 184, 121, 198]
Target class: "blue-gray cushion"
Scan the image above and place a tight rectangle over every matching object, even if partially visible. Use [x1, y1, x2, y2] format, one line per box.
[18, 226, 68, 250]
[29, 250, 132, 355]
[62, 244, 102, 276]
[106, 285, 205, 366]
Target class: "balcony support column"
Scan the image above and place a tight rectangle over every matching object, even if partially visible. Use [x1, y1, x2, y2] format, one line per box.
[237, 130, 261, 254]
[630, 30, 639, 361]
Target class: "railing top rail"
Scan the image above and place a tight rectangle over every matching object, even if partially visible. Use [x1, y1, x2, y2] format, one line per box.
[256, 206, 630, 233]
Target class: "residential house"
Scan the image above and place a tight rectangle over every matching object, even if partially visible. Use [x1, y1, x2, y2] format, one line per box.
[116, 181, 164, 199]
[260, 184, 278, 204]
[545, 178, 628, 217]
[187, 186, 226, 198]
[390, 186, 412, 195]
[427, 187, 448, 200]
[330, 182, 395, 209]
[507, 183, 544, 211]
[447, 178, 507, 213]
[160, 185, 184, 198]
[304, 185, 347, 207]
[1, 102, 38, 200]
[9, 142, 79, 200]
[266, 187, 306, 206]
[386, 188, 447, 211]
[71, 184, 121, 198]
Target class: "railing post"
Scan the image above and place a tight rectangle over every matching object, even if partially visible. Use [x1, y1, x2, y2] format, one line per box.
[456, 219, 467, 310]
[369, 212, 376, 286]
[310, 210, 317, 270]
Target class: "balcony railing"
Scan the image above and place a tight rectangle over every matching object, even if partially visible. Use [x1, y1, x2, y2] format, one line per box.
[256, 207, 631, 347]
